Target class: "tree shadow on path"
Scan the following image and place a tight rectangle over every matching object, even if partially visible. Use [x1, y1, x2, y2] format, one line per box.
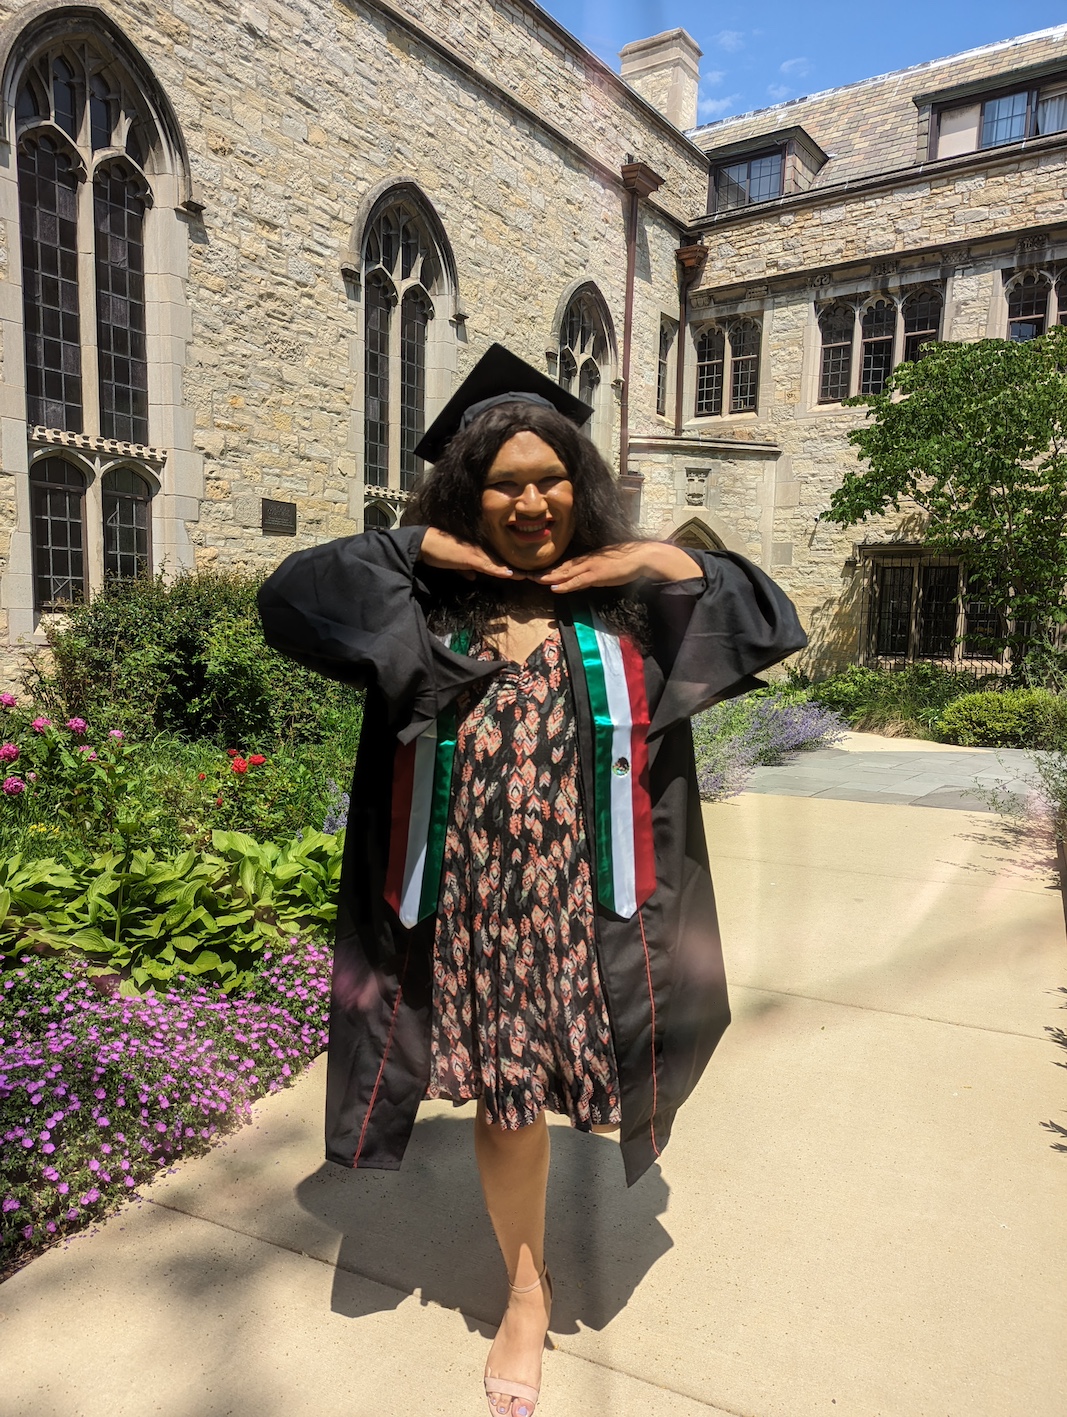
[294, 1109, 672, 1336]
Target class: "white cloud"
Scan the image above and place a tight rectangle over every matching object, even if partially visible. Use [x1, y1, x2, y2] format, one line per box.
[767, 84, 791, 101]
[698, 93, 742, 120]
[712, 29, 745, 52]
[701, 69, 726, 87]
[779, 56, 811, 77]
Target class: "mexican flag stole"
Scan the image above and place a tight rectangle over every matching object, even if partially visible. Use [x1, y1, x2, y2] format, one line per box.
[383, 613, 655, 928]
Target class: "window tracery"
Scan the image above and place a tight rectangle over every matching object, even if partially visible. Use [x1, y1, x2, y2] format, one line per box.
[361, 196, 447, 507]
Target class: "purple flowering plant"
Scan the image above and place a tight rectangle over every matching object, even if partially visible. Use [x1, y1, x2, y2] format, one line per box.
[692, 690, 848, 801]
[1, 937, 330, 1274]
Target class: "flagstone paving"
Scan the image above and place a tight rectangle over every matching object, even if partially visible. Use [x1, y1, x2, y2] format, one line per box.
[745, 731, 1039, 811]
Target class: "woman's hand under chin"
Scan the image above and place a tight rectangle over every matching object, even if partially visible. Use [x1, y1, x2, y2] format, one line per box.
[531, 541, 702, 593]
[418, 527, 521, 581]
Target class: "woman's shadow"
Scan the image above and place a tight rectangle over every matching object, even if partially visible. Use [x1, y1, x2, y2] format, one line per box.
[294, 1105, 672, 1336]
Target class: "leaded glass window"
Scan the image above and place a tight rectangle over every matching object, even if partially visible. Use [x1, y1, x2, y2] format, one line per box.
[818, 306, 854, 403]
[400, 288, 431, 492]
[917, 563, 959, 658]
[860, 300, 895, 396]
[656, 320, 674, 418]
[695, 328, 725, 416]
[16, 42, 159, 446]
[102, 466, 150, 580]
[364, 273, 392, 486]
[558, 291, 608, 414]
[729, 321, 760, 413]
[1007, 274, 1049, 342]
[19, 133, 82, 432]
[360, 194, 447, 509]
[94, 164, 149, 443]
[902, 290, 942, 363]
[29, 458, 86, 610]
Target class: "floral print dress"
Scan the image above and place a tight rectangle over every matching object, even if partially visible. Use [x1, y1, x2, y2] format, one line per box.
[425, 629, 622, 1131]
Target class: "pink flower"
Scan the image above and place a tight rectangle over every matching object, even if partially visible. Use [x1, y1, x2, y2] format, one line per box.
[30, 716, 52, 733]
[0, 742, 18, 763]
[27, 771, 37, 782]
[0, 692, 16, 708]
[2, 776, 26, 796]
[65, 717, 88, 735]
[108, 729, 124, 741]
[76, 746, 98, 759]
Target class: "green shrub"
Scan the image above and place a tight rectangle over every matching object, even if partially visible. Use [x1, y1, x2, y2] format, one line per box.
[26, 569, 361, 748]
[807, 662, 986, 736]
[0, 713, 362, 863]
[935, 689, 1067, 748]
[0, 829, 343, 993]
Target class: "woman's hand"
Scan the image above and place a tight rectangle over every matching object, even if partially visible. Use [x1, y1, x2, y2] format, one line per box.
[533, 541, 702, 593]
[418, 527, 518, 581]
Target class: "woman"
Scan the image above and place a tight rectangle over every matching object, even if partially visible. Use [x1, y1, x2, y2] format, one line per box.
[258, 346, 806, 1417]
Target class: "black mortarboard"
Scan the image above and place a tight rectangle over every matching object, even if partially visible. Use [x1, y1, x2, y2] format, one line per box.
[413, 342, 595, 463]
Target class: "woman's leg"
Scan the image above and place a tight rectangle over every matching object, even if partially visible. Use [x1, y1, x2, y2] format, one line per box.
[475, 1107, 553, 1415]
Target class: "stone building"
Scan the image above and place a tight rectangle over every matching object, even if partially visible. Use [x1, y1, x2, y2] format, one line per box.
[0, 1, 1063, 687]
[682, 24, 1067, 674]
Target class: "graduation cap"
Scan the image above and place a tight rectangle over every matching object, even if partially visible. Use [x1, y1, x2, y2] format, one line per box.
[413, 342, 594, 463]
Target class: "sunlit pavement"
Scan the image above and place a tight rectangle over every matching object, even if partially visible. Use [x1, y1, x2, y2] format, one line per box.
[1, 756, 1064, 1417]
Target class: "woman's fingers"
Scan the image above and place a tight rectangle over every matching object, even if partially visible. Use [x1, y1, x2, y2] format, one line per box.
[419, 528, 517, 578]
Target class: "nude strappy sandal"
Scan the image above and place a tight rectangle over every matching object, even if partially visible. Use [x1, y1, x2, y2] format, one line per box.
[484, 1265, 553, 1417]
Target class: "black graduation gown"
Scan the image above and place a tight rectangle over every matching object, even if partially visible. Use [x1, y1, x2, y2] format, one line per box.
[258, 526, 807, 1185]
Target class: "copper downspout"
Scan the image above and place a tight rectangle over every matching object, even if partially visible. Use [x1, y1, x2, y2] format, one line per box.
[674, 242, 708, 435]
[619, 160, 664, 485]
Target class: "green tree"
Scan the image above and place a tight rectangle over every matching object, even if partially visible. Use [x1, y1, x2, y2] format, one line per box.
[821, 329, 1067, 660]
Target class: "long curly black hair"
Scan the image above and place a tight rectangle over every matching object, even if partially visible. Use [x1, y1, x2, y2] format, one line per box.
[404, 400, 650, 646]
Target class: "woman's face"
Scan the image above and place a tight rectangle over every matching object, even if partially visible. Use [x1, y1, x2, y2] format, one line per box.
[479, 431, 576, 571]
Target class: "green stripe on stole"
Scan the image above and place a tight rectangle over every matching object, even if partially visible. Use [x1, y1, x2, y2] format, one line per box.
[571, 610, 617, 914]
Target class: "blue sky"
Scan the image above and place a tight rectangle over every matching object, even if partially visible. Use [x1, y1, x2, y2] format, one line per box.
[536, 2, 1067, 127]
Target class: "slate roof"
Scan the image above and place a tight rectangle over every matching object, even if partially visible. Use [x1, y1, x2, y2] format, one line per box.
[690, 25, 1067, 187]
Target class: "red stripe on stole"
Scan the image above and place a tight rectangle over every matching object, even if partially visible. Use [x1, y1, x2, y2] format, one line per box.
[383, 738, 417, 917]
[619, 636, 656, 906]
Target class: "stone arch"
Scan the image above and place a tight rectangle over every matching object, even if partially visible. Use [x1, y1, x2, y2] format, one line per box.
[659, 509, 747, 555]
[0, 3, 198, 208]
[346, 177, 460, 317]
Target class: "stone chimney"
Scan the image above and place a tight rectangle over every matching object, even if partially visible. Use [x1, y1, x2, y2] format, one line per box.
[619, 29, 702, 131]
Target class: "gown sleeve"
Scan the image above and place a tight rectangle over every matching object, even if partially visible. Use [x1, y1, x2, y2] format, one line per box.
[257, 526, 491, 741]
[646, 549, 808, 738]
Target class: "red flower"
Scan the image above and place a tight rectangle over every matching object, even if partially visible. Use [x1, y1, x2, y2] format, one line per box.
[215, 796, 223, 806]
[248, 754, 266, 766]
[225, 748, 238, 757]
[231, 758, 248, 774]
[197, 773, 206, 781]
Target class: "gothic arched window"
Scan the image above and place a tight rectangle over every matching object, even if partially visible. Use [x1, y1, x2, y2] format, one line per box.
[102, 466, 151, 580]
[902, 289, 943, 362]
[29, 457, 87, 610]
[16, 44, 157, 442]
[695, 322, 761, 416]
[556, 287, 615, 450]
[1007, 273, 1051, 342]
[860, 299, 896, 395]
[361, 197, 447, 502]
[818, 305, 855, 403]
[695, 327, 725, 416]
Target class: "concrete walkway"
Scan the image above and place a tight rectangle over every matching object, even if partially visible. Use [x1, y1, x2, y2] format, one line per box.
[1, 780, 1065, 1416]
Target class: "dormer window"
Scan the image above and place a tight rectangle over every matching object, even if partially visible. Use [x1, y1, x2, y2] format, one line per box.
[714, 150, 783, 211]
[933, 74, 1067, 159]
[705, 126, 827, 215]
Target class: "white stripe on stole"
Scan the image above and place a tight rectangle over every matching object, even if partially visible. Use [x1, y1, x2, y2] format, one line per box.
[593, 616, 638, 918]
[399, 722, 439, 927]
